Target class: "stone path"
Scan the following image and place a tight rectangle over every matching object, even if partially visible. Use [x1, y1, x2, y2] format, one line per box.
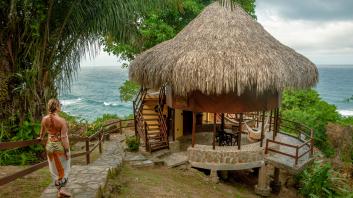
[41, 135, 124, 198]
[264, 131, 314, 174]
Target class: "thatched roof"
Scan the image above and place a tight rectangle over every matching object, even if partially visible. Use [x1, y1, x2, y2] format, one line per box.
[129, 2, 318, 96]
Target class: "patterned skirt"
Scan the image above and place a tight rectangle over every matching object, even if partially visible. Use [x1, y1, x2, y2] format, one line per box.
[46, 141, 70, 188]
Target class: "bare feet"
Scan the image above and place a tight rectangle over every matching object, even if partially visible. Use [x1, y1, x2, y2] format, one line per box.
[58, 188, 71, 197]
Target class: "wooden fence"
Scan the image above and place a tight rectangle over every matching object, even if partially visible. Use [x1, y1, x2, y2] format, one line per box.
[0, 119, 134, 186]
[265, 118, 314, 166]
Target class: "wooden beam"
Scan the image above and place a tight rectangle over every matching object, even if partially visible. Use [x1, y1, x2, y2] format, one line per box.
[213, 113, 216, 150]
[238, 113, 243, 150]
[221, 113, 225, 131]
[192, 112, 196, 147]
[269, 110, 273, 132]
[260, 110, 265, 147]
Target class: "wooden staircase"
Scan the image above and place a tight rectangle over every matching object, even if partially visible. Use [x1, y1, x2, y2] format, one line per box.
[133, 88, 169, 152]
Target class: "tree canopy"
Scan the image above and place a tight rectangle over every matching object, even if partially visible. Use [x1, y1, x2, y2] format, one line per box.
[103, 0, 256, 100]
[0, 0, 172, 126]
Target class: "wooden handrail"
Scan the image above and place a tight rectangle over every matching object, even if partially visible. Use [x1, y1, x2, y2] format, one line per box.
[298, 139, 311, 149]
[266, 139, 298, 148]
[0, 118, 134, 186]
[266, 148, 297, 158]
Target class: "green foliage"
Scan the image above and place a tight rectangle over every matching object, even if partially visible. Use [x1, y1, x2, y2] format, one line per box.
[0, 116, 44, 165]
[119, 80, 140, 102]
[231, 0, 256, 19]
[125, 136, 140, 152]
[337, 116, 353, 126]
[297, 162, 352, 198]
[0, 0, 172, 144]
[86, 114, 120, 136]
[281, 89, 339, 156]
[104, 0, 256, 62]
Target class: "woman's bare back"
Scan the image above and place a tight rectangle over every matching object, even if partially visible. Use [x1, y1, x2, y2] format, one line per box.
[43, 114, 65, 134]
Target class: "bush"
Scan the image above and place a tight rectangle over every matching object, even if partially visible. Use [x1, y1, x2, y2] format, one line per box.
[297, 162, 352, 198]
[125, 136, 139, 152]
[281, 89, 339, 156]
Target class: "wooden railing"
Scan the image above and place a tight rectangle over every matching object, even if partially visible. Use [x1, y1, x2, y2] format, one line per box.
[265, 118, 314, 166]
[223, 112, 314, 166]
[132, 87, 148, 145]
[157, 103, 169, 148]
[158, 85, 166, 110]
[0, 119, 134, 186]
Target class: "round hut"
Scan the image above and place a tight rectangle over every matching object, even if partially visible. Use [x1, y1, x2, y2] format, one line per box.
[130, 2, 318, 196]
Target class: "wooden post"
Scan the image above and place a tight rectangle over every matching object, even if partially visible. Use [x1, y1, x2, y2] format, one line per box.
[85, 138, 90, 164]
[269, 110, 273, 132]
[274, 168, 280, 183]
[295, 146, 299, 165]
[133, 101, 137, 136]
[119, 120, 122, 133]
[265, 139, 269, 154]
[273, 108, 279, 140]
[221, 113, 225, 131]
[260, 110, 265, 147]
[256, 111, 259, 128]
[99, 131, 102, 154]
[144, 122, 149, 151]
[270, 167, 281, 193]
[192, 112, 196, 147]
[238, 113, 243, 150]
[310, 129, 314, 157]
[213, 113, 216, 150]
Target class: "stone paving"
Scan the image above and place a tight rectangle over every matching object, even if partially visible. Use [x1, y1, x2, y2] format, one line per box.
[41, 134, 124, 198]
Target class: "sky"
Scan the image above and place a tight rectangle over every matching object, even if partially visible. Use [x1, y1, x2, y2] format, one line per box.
[81, 0, 353, 67]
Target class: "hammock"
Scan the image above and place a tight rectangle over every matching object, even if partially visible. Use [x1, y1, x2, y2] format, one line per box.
[244, 116, 270, 141]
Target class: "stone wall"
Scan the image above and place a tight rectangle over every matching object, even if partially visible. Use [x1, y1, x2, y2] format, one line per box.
[187, 144, 264, 170]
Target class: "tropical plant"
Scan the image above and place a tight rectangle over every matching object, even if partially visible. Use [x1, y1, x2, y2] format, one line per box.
[125, 135, 140, 152]
[297, 161, 352, 198]
[0, 0, 175, 135]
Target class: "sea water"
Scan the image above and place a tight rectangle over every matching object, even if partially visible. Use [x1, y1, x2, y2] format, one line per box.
[59, 65, 353, 121]
[316, 65, 353, 116]
[59, 66, 132, 121]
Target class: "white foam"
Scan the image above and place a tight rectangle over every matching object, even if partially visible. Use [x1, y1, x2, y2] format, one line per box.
[103, 102, 119, 106]
[61, 98, 82, 106]
[338, 110, 353, 117]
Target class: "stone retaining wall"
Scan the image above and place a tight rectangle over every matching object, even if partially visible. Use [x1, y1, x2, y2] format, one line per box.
[187, 144, 264, 170]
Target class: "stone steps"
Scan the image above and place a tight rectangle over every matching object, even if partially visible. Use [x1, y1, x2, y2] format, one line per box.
[41, 135, 124, 198]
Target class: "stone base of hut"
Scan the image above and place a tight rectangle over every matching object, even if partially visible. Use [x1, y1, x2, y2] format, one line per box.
[187, 144, 272, 196]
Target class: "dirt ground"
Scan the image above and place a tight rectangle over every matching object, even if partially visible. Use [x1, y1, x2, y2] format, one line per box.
[0, 166, 51, 198]
[101, 164, 256, 198]
[100, 163, 301, 198]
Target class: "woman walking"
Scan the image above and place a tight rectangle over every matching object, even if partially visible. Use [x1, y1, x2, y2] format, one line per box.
[38, 99, 71, 197]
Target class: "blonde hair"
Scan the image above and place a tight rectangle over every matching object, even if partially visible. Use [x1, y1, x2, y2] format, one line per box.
[47, 99, 60, 113]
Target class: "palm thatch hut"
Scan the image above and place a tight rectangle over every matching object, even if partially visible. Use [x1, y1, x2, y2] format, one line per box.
[130, 3, 318, 101]
[130, 1, 317, 143]
[130, 3, 318, 195]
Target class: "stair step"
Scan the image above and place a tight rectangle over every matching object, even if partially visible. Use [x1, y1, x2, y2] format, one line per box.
[149, 141, 168, 145]
[148, 135, 164, 140]
[146, 122, 159, 126]
[143, 114, 158, 117]
[150, 144, 169, 152]
[143, 115, 159, 120]
[147, 130, 160, 134]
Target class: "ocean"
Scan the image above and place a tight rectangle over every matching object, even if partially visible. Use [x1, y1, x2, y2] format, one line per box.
[59, 65, 353, 121]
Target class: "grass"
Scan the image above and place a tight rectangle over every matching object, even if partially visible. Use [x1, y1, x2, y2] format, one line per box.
[100, 164, 259, 198]
[0, 139, 106, 198]
[0, 166, 51, 198]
